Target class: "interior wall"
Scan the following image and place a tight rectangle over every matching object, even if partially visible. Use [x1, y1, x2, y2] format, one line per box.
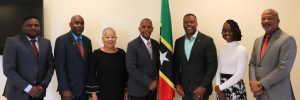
[1, 0, 299, 100]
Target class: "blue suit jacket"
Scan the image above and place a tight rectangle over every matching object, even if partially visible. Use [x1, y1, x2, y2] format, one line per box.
[54, 31, 92, 96]
[126, 36, 159, 97]
[3, 34, 54, 100]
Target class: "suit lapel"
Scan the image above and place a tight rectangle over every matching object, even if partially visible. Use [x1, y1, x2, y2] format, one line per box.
[37, 36, 44, 62]
[19, 34, 37, 60]
[138, 37, 153, 61]
[189, 32, 201, 61]
[259, 29, 282, 63]
[68, 32, 84, 61]
[178, 37, 188, 63]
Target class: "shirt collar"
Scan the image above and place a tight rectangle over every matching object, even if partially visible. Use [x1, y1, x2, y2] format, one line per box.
[25, 36, 38, 42]
[140, 35, 151, 45]
[185, 31, 198, 40]
[72, 32, 82, 41]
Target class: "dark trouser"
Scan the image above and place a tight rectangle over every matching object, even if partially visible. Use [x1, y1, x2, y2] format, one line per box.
[60, 93, 88, 100]
[129, 90, 156, 100]
[182, 93, 209, 100]
[29, 97, 43, 100]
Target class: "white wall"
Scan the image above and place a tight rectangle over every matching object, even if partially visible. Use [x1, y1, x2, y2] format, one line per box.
[1, 0, 299, 100]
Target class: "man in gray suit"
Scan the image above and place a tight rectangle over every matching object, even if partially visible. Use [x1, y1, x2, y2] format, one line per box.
[249, 9, 297, 100]
[126, 18, 159, 100]
[2, 16, 54, 100]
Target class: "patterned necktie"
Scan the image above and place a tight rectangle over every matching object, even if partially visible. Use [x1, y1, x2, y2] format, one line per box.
[77, 39, 84, 59]
[260, 35, 271, 60]
[146, 41, 153, 59]
[30, 39, 39, 58]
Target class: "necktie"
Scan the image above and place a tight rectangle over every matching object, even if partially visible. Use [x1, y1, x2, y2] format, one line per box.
[260, 35, 271, 60]
[146, 41, 153, 59]
[77, 39, 84, 59]
[30, 39, 39, 58]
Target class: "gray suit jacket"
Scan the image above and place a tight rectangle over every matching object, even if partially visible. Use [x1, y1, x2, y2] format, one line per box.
[249, 28, 297, 100]
[126, 36, 159, 97]
[2, 34, 54, 100]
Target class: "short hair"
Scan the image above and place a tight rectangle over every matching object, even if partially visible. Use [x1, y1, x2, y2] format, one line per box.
[22, 16, 40, 24]
[224, 19, 242, 41]
[184, 13, 197, 20]
[102, 27, 116, 37]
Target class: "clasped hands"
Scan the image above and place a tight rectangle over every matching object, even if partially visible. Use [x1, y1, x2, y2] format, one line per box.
[249, 80, 264, 96]
[176, 85, 206, 100]
[28, 85, 44, 98]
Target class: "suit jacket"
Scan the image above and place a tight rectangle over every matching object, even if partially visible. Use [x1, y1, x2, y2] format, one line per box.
[174, 31, 218, 96]
[249, 28, 297, 100]
[54, 31, 92, 96]
[2, 34, 54, 100]
[126, 36, 159, 97]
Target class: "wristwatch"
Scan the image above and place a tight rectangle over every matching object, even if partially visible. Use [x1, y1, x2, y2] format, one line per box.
[257, 81, 264, 89]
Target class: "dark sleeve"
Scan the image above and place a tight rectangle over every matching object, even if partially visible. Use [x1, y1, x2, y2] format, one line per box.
[85, 51, 100, 93]
[201, 38, 218, 87]
[54, 37, 70, 92]
[3, 38, 29, 90]
[121, 49, 129, 89]
[41, 39, 55, 88]
[173, 39, 181, 86]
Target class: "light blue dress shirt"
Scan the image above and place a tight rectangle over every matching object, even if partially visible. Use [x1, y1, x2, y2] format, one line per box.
[184, 32, 198, 60]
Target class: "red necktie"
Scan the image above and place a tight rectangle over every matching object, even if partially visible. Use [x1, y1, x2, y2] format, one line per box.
[30, 39, 39, 58]
[77, 39, 84, 59]
[260, 35, 271, 59]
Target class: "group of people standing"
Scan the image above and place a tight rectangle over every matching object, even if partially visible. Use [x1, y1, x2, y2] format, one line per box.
[2, 8, 297, 100]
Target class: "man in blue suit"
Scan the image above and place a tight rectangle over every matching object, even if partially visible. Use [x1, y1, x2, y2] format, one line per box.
[55, 15, 92, 100]
[3, 16, 54, 100]
[126, 18, 160, 100]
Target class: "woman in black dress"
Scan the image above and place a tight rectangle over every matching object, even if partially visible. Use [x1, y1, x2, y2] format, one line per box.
[86, 27, 128, 100]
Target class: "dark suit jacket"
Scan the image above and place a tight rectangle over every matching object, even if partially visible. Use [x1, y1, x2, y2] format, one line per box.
[2, 34, 54, 100]
[174, 31, 217, 96]
[54, 31, 92, 96]
[126, 36, 159, 97]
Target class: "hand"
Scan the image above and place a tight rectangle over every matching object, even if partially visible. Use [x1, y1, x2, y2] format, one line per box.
[62, 90, 73, 100]
[217, 92, 226, 100]
[176, 85, 185, 96]
[193, 86, 206, 100]
[249, 81, 261, 93]
[149, 80, 157, 90]
[124, 90, 128, 100]
[214, 85, 222, 95]
[253, 89, 264, 97]
[90, 92, 98, 100]
[28, 86, 43, 98]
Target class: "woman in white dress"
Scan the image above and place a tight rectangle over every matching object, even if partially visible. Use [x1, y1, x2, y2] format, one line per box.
[214, 20, 247, 100]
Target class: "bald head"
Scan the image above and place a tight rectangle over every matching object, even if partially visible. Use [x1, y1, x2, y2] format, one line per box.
[69, 15, 84, 35]
[262, 9, 279, 19]
[139, 18, 153, 40]
[261, 9, 280, 33]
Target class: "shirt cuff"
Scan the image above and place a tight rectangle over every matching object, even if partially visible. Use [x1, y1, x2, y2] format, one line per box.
[24, 84, 33, 93]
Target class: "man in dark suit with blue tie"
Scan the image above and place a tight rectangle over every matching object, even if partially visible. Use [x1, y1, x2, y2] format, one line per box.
[2, 16, 54, 100]
[126, 18, 160, 100]
[55, 15, 92, 100]
[174, 14, 218, 100]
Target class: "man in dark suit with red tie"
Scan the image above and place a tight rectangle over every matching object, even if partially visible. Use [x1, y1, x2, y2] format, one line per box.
[55, 15, 92, 100]
[2, 16, 54, 100]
